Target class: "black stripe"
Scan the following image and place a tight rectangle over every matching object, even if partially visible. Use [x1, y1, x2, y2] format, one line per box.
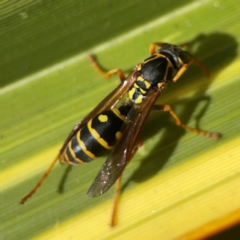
[80, 126, 108, 157]
[71, 135, 93, 163]
[65, 145, 82, 164]
[136, 79, 149, 91]
[91, 110, 124, 147]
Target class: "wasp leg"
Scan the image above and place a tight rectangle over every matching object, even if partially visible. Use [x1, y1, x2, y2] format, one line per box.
[88, 55, 126, 81]
[172, 56, 210, 82]
[20, 152, 61, 204]
[178, 42, 210, 78]
[149, 42, 164, 55]
[189, 55, 210, 78]
[172, 61, 192, 82]
[110, 138, 143, 227]
[131, 138, 143, 158]
[154, 104, 220, 139]
[110, 175, 122, 227]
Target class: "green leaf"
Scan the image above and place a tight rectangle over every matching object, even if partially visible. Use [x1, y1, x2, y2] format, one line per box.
[1, 0, 240, 239]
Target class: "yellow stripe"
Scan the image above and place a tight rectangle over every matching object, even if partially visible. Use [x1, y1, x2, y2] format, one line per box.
[67, 141, 84, 164]
[87, 119, 112, 150]
[33, 136, 240, 240]
[144, 80, 151, 89]
[76, 130, 96, 159]
[61, 149, 71, 164]
[136, 76, 145, 82]
[133, 83, 139, 88]
[135, 95, 143, 104]
[164, 58, 174, 80]
[67, 142, 77, 161]
[136, 77, 151, 90]
[128, 87, 135, 100]
[143, 53, 164, 64]
[140, 88, 146, 94]
[128, 85, 144, 103]
[111, 108, 127, 122]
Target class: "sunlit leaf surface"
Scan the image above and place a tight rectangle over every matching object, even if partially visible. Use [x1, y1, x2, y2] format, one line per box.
[1, 0, 240, 239]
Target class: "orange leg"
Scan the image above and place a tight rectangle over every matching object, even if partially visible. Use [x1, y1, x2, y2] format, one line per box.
[20, 152, 61, 204]
[110, 138, 143, 227]
[88, 55, 126, 81]
[173, 56, 209, 82]
[131, 138, 143, 158]
[154, 104, 220, 139]
[190, 56, 210, 78]
[149, 42, 164, 55]
[110, 175, 122, 227]
[177, 41, 210, 77]
[172, 61, 192, 82]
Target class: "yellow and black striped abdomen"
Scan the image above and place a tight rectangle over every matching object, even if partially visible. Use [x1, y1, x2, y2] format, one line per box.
[61, 106, 131, 164]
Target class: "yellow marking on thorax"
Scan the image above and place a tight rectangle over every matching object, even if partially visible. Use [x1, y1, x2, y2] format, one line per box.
[164, 58, 175, 80]
[111, 108, 127, 122]
[136, 76, 151, 93]
[128, 84, 144, 104]
[143, 53, 165, 64]
[140, 89, 146, 94]
[128, 88, 135, 101]
[137, 76, 145, 82]
[134, 82, 140, 89]
[144, 80, 151, 89]
[134, 95, 144, 104]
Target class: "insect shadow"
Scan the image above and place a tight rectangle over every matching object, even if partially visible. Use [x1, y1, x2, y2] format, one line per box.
[58, 32, 238, 196]
[121, 32, 238, 191]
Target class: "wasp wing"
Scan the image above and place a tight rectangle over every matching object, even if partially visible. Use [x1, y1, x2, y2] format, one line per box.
[87, 85, 163, 197]
[60, 71, 138, 154]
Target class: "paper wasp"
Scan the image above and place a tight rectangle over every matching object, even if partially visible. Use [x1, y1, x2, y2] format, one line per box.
[20, 42, 220, 226]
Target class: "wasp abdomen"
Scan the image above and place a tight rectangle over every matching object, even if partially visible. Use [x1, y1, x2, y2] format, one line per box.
[61, 106, 131, 164]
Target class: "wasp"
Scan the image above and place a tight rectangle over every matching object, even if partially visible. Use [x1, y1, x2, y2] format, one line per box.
[20, 42, 220, 226]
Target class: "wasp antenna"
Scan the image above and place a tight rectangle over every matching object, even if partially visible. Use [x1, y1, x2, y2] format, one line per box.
[192, 57, 210, 78]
